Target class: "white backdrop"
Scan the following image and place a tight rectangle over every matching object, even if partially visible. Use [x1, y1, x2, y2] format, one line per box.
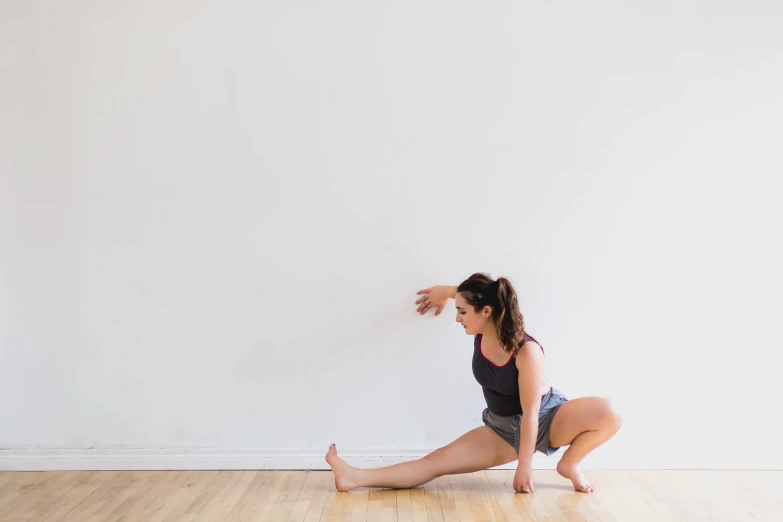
[1, 1, 782, 471]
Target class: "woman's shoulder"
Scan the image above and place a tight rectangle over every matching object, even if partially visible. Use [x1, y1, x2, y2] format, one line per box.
[521, 333, 544, 354]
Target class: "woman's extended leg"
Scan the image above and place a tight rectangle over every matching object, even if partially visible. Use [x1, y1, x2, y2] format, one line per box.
[548, 397, 622, 493]
[325, 426, 518, 491]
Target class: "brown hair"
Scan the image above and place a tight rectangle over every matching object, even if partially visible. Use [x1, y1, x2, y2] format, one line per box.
[457, 272, 527, 356]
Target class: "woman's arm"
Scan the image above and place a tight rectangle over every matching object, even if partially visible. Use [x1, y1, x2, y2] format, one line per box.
[513, 342, 546, 492]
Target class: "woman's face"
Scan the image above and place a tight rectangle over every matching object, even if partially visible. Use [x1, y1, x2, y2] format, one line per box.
[454, 292, 492, 336]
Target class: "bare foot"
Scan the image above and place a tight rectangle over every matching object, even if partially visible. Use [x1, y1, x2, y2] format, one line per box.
[325, 443, 358, 492]
[557, 460, 596, 493]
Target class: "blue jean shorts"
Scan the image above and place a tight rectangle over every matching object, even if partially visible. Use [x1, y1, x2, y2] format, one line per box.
[481, 387, 568, 456]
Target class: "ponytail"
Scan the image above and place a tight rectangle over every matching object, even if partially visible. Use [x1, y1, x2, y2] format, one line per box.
[495, 277, 526, 356]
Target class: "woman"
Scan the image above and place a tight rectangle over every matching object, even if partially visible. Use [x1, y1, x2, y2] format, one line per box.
[326, 273, 622, 493]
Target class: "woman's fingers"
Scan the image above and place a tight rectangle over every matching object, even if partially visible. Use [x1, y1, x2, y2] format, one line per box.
[416, 287, 446, 315]
[416, 288, 431, 313]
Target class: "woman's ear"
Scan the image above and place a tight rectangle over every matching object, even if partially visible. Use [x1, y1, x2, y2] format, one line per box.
[483, 305, 492, 319]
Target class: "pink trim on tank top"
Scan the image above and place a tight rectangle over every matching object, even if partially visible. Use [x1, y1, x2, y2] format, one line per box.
[477, 334, 544, 368]
[478, 334, 513, 368]
[476, 334, 548, 399]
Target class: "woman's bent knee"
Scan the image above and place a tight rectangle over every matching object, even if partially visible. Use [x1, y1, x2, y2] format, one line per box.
[600, 398, 622, 432]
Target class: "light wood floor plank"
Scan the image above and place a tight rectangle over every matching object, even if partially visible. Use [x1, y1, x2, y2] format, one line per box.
[533, 470, 600, 522]
[60, 470, 135, 522]
[286, 471, 318, 522]
[345, 485, 369, 522]
[1, 470, 781, 522]
[302, 472, 332, 522]
[251, 470, 291, 522]
[472, 470, 509, 522]
[4, 471, 82, 521]
[447, 473, 474, 522]
[256, 470, 307, 522]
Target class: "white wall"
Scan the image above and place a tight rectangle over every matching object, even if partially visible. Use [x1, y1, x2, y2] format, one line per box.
[1, 1, 782, 471]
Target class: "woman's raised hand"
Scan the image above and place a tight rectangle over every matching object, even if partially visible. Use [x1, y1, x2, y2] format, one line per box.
[415, 285, 456, 316]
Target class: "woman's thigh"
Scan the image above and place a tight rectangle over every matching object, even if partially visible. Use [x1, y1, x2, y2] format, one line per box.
[547, 396, 619, 448]
[425, 426, 519, 475]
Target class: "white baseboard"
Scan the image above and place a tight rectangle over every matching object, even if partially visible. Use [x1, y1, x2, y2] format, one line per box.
[1, 448, 779, 472]
[0, 448, 559, 472]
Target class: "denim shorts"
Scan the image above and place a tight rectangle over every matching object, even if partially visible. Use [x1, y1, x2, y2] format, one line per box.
[481, 387, 568, 456]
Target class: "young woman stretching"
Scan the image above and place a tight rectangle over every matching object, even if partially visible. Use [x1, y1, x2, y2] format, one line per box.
[326, 273, 622, 493]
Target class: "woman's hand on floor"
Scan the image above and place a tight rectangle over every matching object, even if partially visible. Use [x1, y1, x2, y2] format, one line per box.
[513, 463, 535, 493]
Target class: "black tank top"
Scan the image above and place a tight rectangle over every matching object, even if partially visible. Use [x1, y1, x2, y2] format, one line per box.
[471, 333, 544, 416]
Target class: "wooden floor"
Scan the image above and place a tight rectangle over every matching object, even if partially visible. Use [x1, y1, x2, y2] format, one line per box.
[0, 469, 781, 521]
